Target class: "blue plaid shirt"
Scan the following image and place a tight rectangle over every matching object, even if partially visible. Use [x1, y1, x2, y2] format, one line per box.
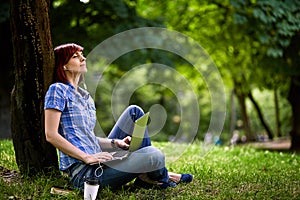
[44, 82, 102, 171]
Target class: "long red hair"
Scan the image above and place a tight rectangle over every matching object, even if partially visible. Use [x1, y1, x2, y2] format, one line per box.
[53, 43, 84, 84]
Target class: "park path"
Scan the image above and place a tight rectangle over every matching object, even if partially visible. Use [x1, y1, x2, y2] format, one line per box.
[248, 137, 291, 151]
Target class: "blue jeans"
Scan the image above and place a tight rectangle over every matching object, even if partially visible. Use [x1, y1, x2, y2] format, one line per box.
[68, 105, 169, 190]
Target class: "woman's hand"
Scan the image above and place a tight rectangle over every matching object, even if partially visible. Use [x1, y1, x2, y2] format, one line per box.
[83, 152, 113, 165]
[114, 136, 131, 149]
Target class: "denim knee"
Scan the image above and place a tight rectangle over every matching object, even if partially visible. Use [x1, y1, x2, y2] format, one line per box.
[127, 105, 145, 121]
[149, 148, 165, 170]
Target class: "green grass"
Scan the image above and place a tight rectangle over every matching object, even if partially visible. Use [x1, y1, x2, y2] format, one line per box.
[1, 139, 300, 199]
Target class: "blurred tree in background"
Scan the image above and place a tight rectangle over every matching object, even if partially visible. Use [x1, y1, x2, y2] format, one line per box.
[49, 0, 187, 141]
[134, 0, 300, 149]
[228, 0, 300, 150]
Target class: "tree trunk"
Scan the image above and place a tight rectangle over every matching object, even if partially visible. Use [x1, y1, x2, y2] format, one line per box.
[274, 88, 282, 137]
[10, 0, 58, 175]
[229, 89, 236, 135]
[288, 76, 300, 153]
[248, 92, 274, 140]
[234, 86, 256, 141]
[285, 33, 300, 152]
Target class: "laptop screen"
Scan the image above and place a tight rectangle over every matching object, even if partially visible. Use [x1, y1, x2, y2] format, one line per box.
[128, 112, 149, 152]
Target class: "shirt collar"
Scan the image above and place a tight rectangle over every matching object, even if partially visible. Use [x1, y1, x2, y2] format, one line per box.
[66, 82, 90, 100]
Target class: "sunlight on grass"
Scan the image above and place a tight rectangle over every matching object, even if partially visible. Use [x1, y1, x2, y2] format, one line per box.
[1, 139, 300, 199]
[0, 140, 18, 171]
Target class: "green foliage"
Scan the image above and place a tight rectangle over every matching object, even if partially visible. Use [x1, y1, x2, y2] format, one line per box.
[1, 140, 300, 199]
[49, 0, 298, 141]
[51, 0, 164, 53]
[231, 0, 300, 59]
[92, 60, 198, 140]
[134, 0, 298, 139]
[51, 0, 186, 140]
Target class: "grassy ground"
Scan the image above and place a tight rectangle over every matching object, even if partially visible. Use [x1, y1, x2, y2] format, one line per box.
[0, 139, 300, 200]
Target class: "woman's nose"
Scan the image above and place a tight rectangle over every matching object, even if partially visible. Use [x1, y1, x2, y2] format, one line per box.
[80, 55, 86, 61]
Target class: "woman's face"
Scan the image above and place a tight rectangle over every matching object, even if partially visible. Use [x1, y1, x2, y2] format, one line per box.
[65, 51, 87, 74]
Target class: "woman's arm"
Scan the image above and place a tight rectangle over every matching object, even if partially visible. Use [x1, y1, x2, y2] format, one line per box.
[45, 109, 112, 164]
[98, 136, 131, 151]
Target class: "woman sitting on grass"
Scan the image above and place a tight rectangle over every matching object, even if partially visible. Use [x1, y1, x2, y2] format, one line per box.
[44, 43, 193, 191]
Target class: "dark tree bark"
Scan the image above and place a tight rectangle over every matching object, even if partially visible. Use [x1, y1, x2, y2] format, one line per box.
[234, 80, 256, 141]
[288, 76, 300, 153]
[10, 0, 58, 175]
[248, 92, 274, 140]
[285, 33, 300, 153]
[235, 90, 255, 141]
[229, 89, 236, 135]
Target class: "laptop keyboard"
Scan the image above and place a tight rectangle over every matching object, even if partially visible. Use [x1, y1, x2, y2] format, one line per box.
[110, 151, 129, 160]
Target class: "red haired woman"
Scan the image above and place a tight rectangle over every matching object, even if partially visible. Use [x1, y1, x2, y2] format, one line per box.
[44, 43, 192, 191]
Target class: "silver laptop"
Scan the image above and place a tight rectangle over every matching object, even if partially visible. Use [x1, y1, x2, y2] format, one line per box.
[103, 112, 149, 163]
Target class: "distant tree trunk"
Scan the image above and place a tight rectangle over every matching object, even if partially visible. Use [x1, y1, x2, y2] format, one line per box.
[248, 92, 274, 140]
[10, 0, 58, 175]
[274, 88, 282, 137]
[234, 83, 256, 141]
[229, 89, 236, 135]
